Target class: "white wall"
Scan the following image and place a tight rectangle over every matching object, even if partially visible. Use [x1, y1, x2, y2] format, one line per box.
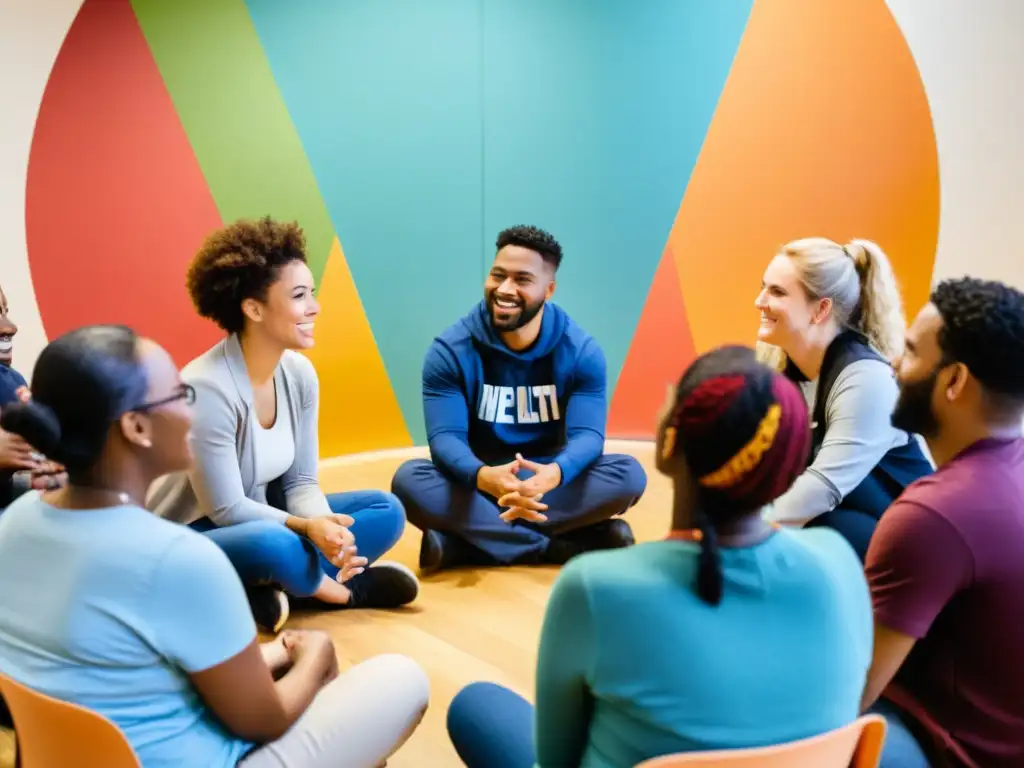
[887, 0, 1024, 289]
[0, 0, 84, 375]
[1, 0, 1023, 374]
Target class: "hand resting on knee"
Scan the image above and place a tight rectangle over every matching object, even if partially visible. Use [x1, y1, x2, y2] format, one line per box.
[189, 628, 338, 743]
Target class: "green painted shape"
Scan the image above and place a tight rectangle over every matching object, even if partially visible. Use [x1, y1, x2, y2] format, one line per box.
[129, 0, 333, 281]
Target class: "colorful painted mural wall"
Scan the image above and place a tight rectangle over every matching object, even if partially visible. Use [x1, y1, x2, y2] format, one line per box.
[3, 0, 1021, 456]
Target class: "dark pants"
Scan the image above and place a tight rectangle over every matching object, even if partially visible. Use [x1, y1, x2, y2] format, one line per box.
[445, 684, 937, 768]
[191, 490, 406, 596]
[869, 699, 935, 768]
[805, 506, 878, 562]
[447, 682, 535, 768]
[391, 454, 646, 564]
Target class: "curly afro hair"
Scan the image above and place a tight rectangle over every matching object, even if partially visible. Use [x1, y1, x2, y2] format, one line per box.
[187, 216, 308, 334]
[931, 276, 1024, 402]
[496, 225, 563, 270]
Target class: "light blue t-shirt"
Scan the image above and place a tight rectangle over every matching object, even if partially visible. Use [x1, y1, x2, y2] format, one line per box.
[0, 492, 258, 768]
[534, 528, 873, 768]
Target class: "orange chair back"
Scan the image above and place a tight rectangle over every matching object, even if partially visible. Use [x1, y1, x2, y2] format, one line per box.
[635, 714, 886, 767]
[0, 672, 140, 768]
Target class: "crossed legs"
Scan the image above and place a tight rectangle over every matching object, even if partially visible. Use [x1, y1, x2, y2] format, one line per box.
[392, 454, 646, 567]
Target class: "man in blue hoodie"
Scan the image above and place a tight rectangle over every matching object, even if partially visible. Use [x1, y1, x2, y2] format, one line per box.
[392, 225, 647, 573]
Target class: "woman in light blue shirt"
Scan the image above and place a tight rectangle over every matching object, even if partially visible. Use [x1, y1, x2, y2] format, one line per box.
[0, 325, 428, 767]
[447, 345, 872, 767]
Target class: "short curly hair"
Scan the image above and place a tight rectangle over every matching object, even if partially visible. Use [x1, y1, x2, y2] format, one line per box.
[496, 225, 563, 270]
[932, 277, 1024, 404]
[187, 216, 308, 334]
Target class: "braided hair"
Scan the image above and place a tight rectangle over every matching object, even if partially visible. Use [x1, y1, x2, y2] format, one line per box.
[662, 346, 811, 605]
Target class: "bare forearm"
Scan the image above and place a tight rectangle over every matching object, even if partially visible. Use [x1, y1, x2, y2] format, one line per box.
[273, 653, 331, 725]
[285, 515, 310, 537]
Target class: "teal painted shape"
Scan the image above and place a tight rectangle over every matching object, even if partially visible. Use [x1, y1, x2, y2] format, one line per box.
[245, 0, 484, 443]
[482, 0, 754, 397]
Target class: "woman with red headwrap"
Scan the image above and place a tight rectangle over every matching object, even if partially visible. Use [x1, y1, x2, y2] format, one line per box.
[445, 345, 872, 768]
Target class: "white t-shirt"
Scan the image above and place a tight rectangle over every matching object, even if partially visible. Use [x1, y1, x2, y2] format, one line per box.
[254, 372, 295, 486]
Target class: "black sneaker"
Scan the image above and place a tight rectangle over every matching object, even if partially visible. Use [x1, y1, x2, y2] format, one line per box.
[419, 529, 447, 575]
[246, 585, 289, 633]
[345, 561, 420, 609]
[544, 518, 636, 565]
[419, 529, 498, 575]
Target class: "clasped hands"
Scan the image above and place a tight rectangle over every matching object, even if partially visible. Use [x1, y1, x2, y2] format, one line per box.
[263, 628, 338, 684]
[302, 514, 366, 584]
[0, 428, 66, 490]
[477, 453, 561, 524]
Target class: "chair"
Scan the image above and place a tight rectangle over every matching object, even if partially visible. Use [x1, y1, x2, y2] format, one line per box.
[635, 714, 886, 767]
[0, 672, 140, 768]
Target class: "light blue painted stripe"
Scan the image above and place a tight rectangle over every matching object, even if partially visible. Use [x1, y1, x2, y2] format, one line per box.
[245, 0, 484, 443]
[481, 0, 755, 396]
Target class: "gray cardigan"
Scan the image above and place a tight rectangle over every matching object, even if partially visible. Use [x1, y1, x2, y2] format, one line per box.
[147, 334, 331, 526]
[766, 358, 928, 525]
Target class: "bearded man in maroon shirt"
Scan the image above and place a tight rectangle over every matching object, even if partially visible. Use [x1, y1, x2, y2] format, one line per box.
[862, 276, 1024, 768]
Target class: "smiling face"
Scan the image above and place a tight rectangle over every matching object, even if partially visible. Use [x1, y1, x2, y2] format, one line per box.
[484, 245, 555, 332]
[242, 260, 320, 350]
[753, 254, 827, 352]
[0, 285, 18, 366]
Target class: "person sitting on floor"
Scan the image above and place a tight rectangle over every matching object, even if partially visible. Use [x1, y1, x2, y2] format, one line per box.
[148, 217, 418, 631]
[862, 277, 1024, 768]
[391, 225, 647, 574]
[0, 324, 429, 768]
[446, 344, 872, 768]
[754, 237, 933, 559]
[0, 282, 65, 506]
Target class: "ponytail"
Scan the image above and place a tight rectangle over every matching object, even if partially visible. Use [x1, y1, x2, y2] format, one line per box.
[695, 511, 723, 606]
[755, 341, 786, 372]
[844, 239, 906, 360]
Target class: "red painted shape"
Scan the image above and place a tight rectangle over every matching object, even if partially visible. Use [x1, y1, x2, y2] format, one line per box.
[609, 246, 697, 439]
[25, 0, 223, 367]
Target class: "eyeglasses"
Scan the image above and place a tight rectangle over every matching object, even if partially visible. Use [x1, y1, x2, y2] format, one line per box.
[133, 384, 196, 412]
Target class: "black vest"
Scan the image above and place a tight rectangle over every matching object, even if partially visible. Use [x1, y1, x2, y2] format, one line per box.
[784, 331, 933, 519]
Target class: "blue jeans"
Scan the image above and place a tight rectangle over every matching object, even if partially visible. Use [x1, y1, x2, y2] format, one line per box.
[392, 454, 646, 564]
[869, 699, 934, 768]
[191, 490, 406, 597]
[448, 682, 535, 768]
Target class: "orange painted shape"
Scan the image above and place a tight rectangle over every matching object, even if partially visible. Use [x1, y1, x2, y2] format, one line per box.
[669, 0, 939, 353]
[609, 246, 697, 439]
[303, 238, 413, 456]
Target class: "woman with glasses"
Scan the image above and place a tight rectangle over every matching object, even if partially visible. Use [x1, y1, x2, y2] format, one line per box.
[0, 324, 429, 767]
[148, 217, 418, 632]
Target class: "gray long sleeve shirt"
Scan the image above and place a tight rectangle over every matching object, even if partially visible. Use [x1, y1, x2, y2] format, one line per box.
[147, 334, 332, 526]
[766, 358, 930, 525]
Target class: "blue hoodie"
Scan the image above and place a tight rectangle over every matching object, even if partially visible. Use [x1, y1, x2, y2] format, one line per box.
[422, 300, 606, 486]
[0, 366, 27, 408]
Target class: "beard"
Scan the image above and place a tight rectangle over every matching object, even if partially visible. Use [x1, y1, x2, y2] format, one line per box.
[891, 369, 941, 438]
[488, 292, 545, 332]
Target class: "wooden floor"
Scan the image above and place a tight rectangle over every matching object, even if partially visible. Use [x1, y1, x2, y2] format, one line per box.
[0, 442, 668, 767]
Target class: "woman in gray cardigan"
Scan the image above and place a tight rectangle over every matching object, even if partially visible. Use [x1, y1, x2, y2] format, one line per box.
[148, 217, 418, 631]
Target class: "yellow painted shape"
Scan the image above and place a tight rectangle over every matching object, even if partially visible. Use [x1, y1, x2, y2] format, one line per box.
[303, 237, 413, 456]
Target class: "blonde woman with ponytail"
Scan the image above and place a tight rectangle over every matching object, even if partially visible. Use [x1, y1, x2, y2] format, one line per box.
[753, 238, 933, 560]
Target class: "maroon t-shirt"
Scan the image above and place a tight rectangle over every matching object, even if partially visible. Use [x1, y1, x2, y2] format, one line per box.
[866, 437, 1024, 768]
